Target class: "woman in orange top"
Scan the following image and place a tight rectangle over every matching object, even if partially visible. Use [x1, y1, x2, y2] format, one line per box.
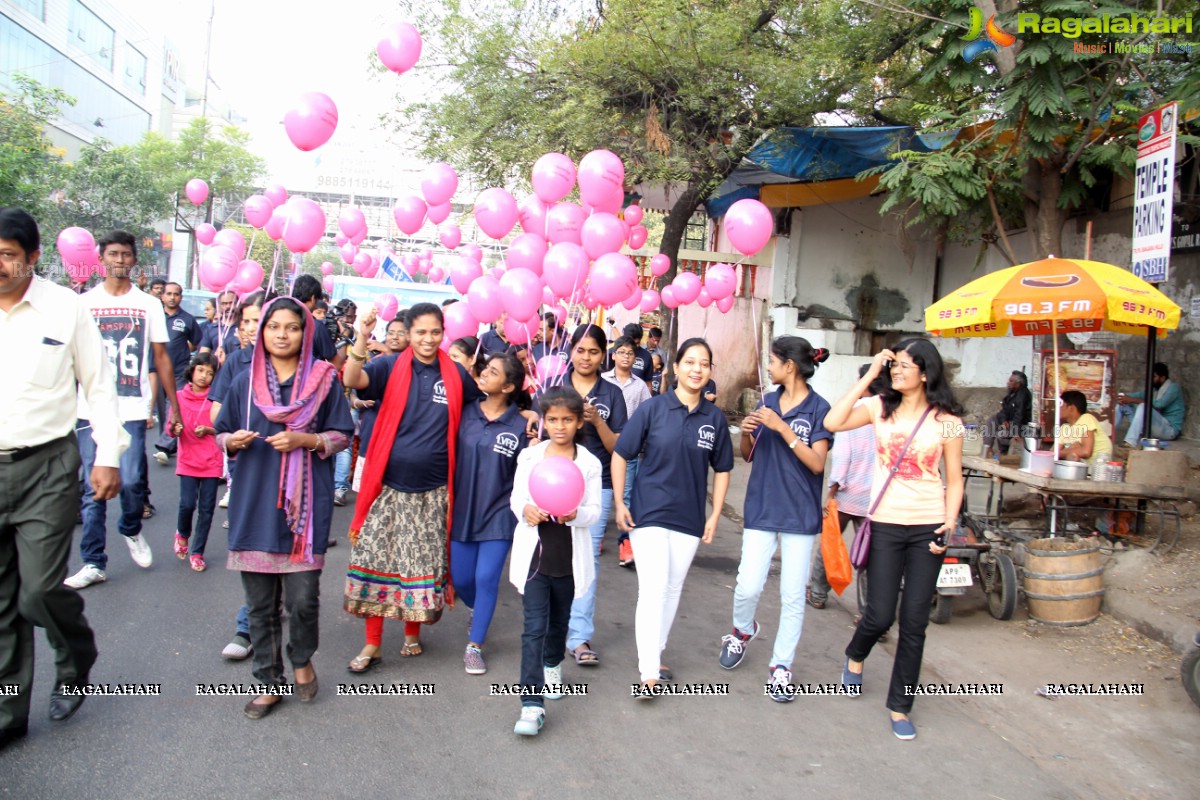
[824, 339, 964, 741]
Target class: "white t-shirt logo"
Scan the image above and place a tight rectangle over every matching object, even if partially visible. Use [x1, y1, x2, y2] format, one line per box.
[493, 432, 519, 457]
[790, 419, 812, 445]
[591, 402, 610, 420]
[697, 424, 715, 451]
[433, 379, 448, 405]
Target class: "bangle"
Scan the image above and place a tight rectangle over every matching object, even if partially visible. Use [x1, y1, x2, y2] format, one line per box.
[347, 349, 366, 362]
[306, 434, 320, 453]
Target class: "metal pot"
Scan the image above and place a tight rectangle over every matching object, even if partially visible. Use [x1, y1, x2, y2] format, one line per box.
[1053, 459, 1089, 481]
[1019, 436, 1039, 470]
[1140, 438, 1161, 451]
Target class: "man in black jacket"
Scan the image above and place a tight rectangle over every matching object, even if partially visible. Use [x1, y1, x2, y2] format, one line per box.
[984, 370, 1032, 458]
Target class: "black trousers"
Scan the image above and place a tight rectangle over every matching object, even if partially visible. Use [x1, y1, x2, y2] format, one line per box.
[845, 521, 943, 714]
[0, 435, 98, 731]
[519, 572, 573, 709]
[240, 570, 321, 688]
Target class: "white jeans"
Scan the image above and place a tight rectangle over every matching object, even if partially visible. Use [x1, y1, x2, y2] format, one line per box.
[630, 526, 700, 682]
[731, 529, 817, 670]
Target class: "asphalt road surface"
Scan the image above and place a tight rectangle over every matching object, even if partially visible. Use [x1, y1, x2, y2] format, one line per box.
[0, 456, 1104, 799]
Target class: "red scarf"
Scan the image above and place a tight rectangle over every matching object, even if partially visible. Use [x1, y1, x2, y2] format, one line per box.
[350, 348, 463, 598]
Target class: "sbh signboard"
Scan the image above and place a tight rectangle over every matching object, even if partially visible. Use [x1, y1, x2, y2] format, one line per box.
[1132, 102, 1177, 283]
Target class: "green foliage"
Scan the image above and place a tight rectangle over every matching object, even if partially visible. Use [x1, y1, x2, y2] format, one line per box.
[50, 139, 174, 238]
[135, 117, 266, 204]
[0, 75, 72, 220]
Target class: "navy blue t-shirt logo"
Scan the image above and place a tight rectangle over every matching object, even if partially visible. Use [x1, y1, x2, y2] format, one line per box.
[433, 379, 448, 405]
[493, 432, 519, 457]
[697, 424, 716, 451]
[790, 418, 812, 445]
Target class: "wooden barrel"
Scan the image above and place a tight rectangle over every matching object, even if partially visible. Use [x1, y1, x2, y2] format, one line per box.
[1022, 538, 1104, 626]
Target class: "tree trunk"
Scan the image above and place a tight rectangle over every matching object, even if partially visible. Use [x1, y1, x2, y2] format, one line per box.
[1022, 156, 1068, 259]
[652, 180, 707, 378]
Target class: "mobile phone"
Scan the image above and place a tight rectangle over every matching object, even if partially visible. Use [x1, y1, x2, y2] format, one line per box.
[933, 533, 946, 548]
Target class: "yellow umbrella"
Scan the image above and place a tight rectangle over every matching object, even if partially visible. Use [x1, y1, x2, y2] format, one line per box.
[925, 257, 1181, 457]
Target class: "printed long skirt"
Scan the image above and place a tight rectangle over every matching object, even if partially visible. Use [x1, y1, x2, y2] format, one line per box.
[344, 485, 449, 623]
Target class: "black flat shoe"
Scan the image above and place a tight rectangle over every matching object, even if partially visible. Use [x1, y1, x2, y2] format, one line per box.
[243, 696, 280, 720]
[48, 687, 85, 722]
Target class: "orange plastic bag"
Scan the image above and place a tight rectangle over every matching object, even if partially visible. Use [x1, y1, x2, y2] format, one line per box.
[821, 497, 853, 596]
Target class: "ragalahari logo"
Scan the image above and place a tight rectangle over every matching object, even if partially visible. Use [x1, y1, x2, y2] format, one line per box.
[961, 7, 1017, 62]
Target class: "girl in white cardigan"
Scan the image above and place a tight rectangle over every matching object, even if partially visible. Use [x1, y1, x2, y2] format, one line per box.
[508, 387, 602, 736]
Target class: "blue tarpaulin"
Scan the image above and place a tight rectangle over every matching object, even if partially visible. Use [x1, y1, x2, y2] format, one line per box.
[705, 126, 958, 218]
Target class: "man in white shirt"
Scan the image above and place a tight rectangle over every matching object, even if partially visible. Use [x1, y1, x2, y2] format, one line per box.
[67, 230, 181, 589]
[0, 208, 129, 747]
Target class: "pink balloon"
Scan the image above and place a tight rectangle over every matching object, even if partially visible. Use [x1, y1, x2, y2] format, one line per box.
[696, 288, 713, 308]
[672, 271, 702, 305]
[284, 92, 338, 152]
[57, 227, 96, 276]
[466, 275, 503, 324]
[545, 203, 586, 245]
[352, 252, 372, 275]
[439, 225, 462, 250]
[427, 201, 452, 225]
[429, 265, 445, 283]
[195, 223, 216, 246]
[364, 263, 380, 279]
[199, 245, 238, 290]
[624, 205, 644, 226]
[264, 207, 286, 241]
[529, 456, 585, 517]
[473, 188, 518, 240]
[621, 287, 643, 311]
[588, 184, 624, 215]
[503, 315, 533, 346]
[507, 233, 548, 275]
[543, 242, 589, 298]
[517, 193, 548, 236]
[243, 194, 274, 228]
[577, 149, 625, 207]
[233, 259, 264, 293]
[444, 301, 479, 341]
[650, 253, 671, 277]
[376, 293, 399, 322]
[583, 293, 599, 311]
[488, 265, 506, 280]
[580, 212, 625, 260]
[320, 262, 334, 276]
[716, 294, 735, 313]
[350, 228, 367, 246]
[449, 256, 483, 295]
[536, 355, 568, 386]
[460, 243, 483, 263]
[627, 224, 648, 250]
[588, 252, 638, 307]
[531, 153, 577, 204]
[499, 268, 543, 321]
[338, 207, 366, 238]
[212, 228, 246, 261]
[542, 286, 556, 305]
[725, 198, 774, 256]
[282, 198, 326, 253]
[640, 289, 660, 312]
[377, 22, 422, 74]
[393, 194, 427, 235]
[661, 285, 679, 309]
[334, 233, 349, 247]
[421, 162, 458, 206]
[322, 276, 334, 294]
[185, 178, 209, 206]
[704, 262, 737, 301]
[340, 243, 358, 265]
[263, 184, 288, 207]
[551, 303, 567, 326]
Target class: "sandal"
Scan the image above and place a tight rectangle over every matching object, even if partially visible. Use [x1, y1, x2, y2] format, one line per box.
[570, 643, 599, 666]
[142, 503, 155, 519]
[806, 589, 827, 610]
[400, 641, 423, 657]
[348, 654, 382, 673]
[658, 665, 673, 681]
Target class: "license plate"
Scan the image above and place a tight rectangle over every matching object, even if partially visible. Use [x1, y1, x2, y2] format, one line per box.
[937, 563, 973, 588]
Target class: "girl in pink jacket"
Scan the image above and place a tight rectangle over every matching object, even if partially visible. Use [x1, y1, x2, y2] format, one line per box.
[170, 353, 224, 571]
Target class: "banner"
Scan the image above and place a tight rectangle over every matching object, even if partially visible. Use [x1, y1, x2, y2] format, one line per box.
[1131, 102, 1178, 283]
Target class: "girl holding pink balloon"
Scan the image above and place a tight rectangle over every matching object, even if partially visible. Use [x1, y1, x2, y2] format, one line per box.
[612, 338, 734, 697]
[563, 324, 628, 667]
[508, 386, 602, 736]
[450, 352, 532, 676]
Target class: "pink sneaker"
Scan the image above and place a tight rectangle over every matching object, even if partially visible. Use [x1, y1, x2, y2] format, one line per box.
[174, 533, 188, 559]
[190, 554, 206, 572]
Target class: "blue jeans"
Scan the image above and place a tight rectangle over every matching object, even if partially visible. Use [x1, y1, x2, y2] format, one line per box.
[334, 407, 357, 492]
[618, 458, 639, 544]
[1120, 403, 1178, 445]
[450, 539, 512, 645]
[177, 476, 220, 555]
[732, 530, 817, 670]
[236, 605, 250, 637]
[567, 487, 613, 651]
[520, 572, 573, 708]
[77, 419, 146, 570]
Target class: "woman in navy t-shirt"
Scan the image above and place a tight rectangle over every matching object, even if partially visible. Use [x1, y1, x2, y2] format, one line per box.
[613, 338, 733, 695]
[450, 352, 531, 675]
[564, 324, 627, 667]
[717, 337, 832, 702]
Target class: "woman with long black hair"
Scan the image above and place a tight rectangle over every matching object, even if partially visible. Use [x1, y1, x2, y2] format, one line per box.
[824, 338, 964, 740]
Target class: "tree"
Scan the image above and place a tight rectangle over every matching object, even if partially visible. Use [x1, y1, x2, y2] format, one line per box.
[136, 117, 266, 204]
[0, 75, 72, 221]
[862, 0, 1200, 262]
[50, 139, 174, 237]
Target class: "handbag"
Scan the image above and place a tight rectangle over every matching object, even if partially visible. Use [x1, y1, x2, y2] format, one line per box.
[849, 405, 935, 569]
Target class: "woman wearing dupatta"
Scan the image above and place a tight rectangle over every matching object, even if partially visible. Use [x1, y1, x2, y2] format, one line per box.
[215, 297, 353, 719]
[341, 302, 487, 670]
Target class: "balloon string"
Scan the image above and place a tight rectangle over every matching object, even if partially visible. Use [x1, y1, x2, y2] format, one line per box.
[748, 291, 766, 399]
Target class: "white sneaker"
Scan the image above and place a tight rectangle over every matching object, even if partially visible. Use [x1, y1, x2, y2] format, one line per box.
[153, 450, 169, 466]
[513, 706, 545, 736]
[64, 564, 106, 589]
[543, 664, 564, 700]
[218, 490, 230, 509]
[125, 534, 153, 568]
